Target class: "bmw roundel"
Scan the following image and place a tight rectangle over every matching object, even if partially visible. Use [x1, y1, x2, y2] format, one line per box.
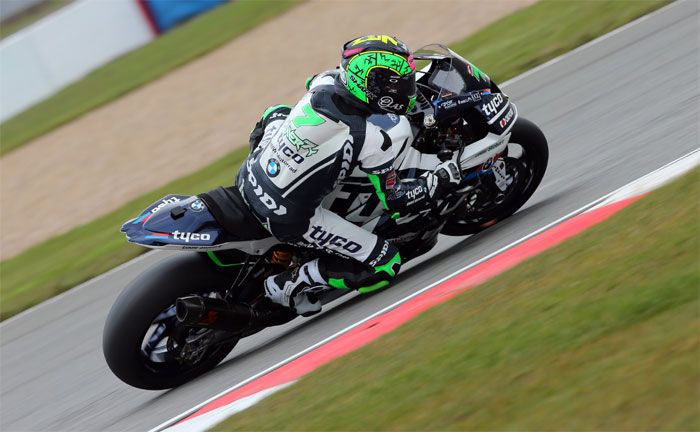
[189, 199, 205, 212]
[267, 158, 280, 177]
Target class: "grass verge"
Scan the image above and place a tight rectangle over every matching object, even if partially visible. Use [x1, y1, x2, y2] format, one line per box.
[0, 0, 302, 155]
[216, 170, 699, 431]
[0, 0, 670, 319]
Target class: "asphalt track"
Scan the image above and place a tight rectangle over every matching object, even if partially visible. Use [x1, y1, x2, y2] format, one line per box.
[1, 2, 698, 430]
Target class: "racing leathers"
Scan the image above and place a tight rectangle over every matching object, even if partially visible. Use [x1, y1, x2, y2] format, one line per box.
[236, 72, 459, 315]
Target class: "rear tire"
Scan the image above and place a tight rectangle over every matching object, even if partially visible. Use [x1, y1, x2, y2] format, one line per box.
[441, 117, 548, 236]
[103, 253, 238, 390]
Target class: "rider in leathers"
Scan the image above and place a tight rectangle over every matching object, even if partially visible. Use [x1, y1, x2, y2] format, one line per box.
[237, 35, 461, 315]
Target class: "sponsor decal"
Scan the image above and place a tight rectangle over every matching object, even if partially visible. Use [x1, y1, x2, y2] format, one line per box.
[462, 90, 482, 103]
[499, 107, 515, 128]
[368, 241, 390, 267]
[189, 199, 206, 212]
[481, 93, 504, 117]
[387, 113, 399, 123]
[246, 160, 287, 216]
[285, 125, 320, 158]
[145, 231, 211, 243]
[334, 139, 355, 188]
[385, 171, 397, 189]
[267, 158, 281, 177]
[437, 99, 457, 110]
[269, 111, 287, 120]
[284, 104, 325, 157]
[406, 185, 424, 200]
[279, 142, 304, 164]
[172, 230, 211, 243]
[378, 96, 405, 112]
[150, 197, 180, 214]
[308, 225, 362, 253]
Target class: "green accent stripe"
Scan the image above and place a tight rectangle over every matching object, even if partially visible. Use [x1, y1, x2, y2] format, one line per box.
[292, 103, 325, 127]
[206, 251, 244, 268]
[374, 251, 401, 277]
[261, 104, 291, 121]
[367, 174, 389, 210]
[329, 278, 350, 289]
[358, 280, 389, 294]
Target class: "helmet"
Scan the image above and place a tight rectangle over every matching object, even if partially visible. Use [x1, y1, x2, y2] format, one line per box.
[339, 34, 416, 114]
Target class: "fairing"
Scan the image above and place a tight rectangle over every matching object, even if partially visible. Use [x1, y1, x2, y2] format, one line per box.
[121, 195, 277, 255]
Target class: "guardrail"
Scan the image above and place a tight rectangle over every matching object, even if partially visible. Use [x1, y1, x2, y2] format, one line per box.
[0, 0, 155, 121]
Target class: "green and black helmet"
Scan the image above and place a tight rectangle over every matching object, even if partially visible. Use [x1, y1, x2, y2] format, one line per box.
[339, 34, 416, 115]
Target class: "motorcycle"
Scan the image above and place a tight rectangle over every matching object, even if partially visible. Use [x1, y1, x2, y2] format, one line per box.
[103, 44, 548, 390]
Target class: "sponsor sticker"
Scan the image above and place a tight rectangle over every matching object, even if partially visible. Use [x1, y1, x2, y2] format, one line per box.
[499, 107, 515, 128]
[267, 159, 281, 177]
[189, 199, 206, 212]
[378, 96, 405, 112]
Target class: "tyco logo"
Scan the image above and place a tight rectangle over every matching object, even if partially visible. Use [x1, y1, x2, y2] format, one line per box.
[172, 230, 211, 243]
[308, 225, 362, 253]
[481, 93, 504, 117]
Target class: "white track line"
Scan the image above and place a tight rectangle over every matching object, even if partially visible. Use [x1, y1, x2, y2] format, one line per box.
[1, 0, 684, 330]
[150, 147, 700, 432]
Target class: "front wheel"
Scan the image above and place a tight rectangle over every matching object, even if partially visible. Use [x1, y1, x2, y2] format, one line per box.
[103, 253, 239, 390]
[441, 117, 549, 236]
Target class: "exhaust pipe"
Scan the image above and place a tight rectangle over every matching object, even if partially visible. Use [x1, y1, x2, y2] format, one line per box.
[176, 296, 252, 331]
[175, 295, 297, 331]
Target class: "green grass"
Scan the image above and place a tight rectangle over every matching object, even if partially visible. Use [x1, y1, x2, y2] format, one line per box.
[0, 0, 302, 156]
[0, 0, 670, 319]
[216, 170, 699, 431]
[0, 0, 72, 40]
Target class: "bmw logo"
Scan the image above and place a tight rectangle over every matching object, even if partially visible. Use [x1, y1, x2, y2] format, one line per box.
[189, 199, 205, 212]
[267, 159, 280, 177]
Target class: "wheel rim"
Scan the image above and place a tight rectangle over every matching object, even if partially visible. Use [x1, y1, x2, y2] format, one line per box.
[139, 292, 228, 373]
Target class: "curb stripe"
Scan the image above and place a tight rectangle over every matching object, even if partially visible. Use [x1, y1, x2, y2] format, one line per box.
[175, 196, 642, 426]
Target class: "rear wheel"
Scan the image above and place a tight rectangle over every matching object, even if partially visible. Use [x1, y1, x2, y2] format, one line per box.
[103, 253, 239, 390]
[441, 117, 548, 236]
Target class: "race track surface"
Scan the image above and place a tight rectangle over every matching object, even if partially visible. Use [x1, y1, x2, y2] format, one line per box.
[1, 2, 698, 430]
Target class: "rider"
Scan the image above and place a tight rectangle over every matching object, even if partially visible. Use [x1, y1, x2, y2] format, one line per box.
[237, 35, 461, 316]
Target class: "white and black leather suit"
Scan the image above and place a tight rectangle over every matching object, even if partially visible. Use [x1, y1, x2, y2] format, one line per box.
[237, 71, 445, 291]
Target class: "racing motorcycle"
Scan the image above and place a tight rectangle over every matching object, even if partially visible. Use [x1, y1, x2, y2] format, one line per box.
[103, 45, 548, 390]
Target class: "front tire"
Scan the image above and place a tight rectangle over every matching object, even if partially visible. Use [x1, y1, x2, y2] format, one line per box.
[103, 253, 239, 390]
[441, 117, 549, 236]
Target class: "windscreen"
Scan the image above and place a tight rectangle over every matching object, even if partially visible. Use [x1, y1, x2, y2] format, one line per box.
[413, 44, 469, 101]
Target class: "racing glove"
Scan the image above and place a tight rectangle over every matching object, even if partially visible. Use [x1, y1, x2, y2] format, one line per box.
[422, 160, 461, 199]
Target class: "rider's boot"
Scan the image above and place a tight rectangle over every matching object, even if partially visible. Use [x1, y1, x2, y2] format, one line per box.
[263, 259, 325, 316]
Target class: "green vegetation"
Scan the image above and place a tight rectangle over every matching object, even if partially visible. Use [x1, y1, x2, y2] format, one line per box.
[0, 0, 302, 155]
[218, 170, 699, 431]
[0, 0, 670, 319]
